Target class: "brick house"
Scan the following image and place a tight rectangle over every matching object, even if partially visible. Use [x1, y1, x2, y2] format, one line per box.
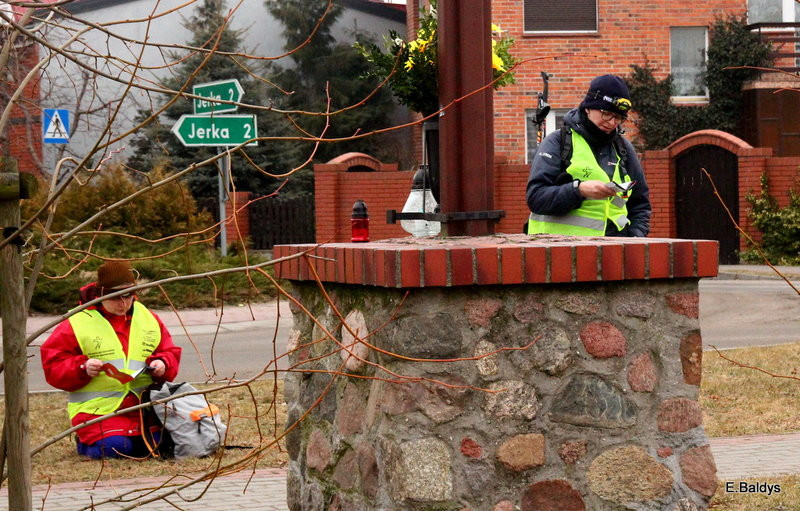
[0, 8, 43, 177]
[313, 0, 800, 264]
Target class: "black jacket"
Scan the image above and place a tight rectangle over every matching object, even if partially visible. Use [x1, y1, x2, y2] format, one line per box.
[525, 108, 651, 237]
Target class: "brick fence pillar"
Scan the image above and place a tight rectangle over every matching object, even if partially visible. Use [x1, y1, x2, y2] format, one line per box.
[224, 191, 251, 246]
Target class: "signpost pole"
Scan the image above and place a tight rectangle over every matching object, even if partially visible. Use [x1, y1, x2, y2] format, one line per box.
[176, 78, 253, 257]
[217, 149, 230, 257]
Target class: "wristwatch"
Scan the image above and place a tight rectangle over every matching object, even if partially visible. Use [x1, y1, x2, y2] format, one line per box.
[572, 179, 581, 190]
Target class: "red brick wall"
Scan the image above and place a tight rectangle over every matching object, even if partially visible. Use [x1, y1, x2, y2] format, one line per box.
[313, 155, 530, 242]
[494, 160, 529, 234]
[315, 153, 408, 242]
[490, 0, 747, 165]
[225, 191, 252, 245]
[643, 130, 798, 250]
[764, 157, 800, 207]
[3, 41, 42, 177]
[313, 137, 800, 253]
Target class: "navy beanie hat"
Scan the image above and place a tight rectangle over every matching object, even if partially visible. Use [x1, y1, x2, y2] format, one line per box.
[580, 74, 632, 117]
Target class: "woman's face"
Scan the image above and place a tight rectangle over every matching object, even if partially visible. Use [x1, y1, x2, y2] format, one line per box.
[585, 108, 626, 134]
[101, 292, 135, 316]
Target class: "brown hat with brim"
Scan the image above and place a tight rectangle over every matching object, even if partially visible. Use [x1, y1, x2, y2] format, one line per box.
[97, 261, 136, 296]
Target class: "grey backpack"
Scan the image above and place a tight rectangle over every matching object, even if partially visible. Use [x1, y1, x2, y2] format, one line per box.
[149, 382, 227, 459]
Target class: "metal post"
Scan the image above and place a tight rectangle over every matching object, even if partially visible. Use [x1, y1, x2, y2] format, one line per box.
[0, 158, 33, 510]
[217, 148, 230, 257]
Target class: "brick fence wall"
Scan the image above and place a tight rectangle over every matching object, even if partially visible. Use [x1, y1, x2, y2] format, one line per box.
[227, 135, 798, 250]
[307, 134, 800, 252]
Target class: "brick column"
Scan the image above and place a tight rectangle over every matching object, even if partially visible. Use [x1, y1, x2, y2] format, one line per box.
[224, 191, 251, 245]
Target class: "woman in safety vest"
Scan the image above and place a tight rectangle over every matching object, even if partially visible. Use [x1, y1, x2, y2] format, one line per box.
[526, 74, 651, 237]
[41, 260, 181, 459]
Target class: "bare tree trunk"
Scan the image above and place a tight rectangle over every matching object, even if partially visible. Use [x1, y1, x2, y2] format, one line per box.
[0, 158, 32, 510]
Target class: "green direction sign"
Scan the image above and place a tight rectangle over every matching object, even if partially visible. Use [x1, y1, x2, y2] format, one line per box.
[172, 115, 258, 146]
[193, 79, 244, 115]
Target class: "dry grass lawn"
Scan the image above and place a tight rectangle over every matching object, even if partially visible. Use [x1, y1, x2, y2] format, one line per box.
[711, 475, 800, 510]
[4, 341, 800, 511]
[701, 341, 800, 437]
[15, 379, 287, 486]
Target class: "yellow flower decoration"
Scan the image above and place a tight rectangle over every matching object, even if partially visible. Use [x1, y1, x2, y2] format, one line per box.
[492, 52, 505, 71]
[356, 0, 516, 115]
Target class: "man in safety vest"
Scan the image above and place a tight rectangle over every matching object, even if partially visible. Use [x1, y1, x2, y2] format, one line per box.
[41, 260, 181, 459]
[526, 74, 651, 237]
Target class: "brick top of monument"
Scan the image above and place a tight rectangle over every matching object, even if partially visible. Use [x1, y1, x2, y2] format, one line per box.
[273, 234, 718, 288]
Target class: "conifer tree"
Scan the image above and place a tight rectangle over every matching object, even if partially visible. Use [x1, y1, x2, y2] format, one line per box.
[130, 0, 400, 199]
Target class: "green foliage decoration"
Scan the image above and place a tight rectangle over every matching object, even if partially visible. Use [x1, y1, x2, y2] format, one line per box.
[355, 0, 518, 116]
[743, 174, 800, 265]
[628, 16, 772, 151]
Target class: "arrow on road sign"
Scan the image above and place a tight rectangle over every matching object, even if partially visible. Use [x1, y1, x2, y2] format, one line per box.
[193, 79, 245, 115]
[171, 114, 258, 147]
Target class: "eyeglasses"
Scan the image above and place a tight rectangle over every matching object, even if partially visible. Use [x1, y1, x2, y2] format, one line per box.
[108, 292, 135, 300]
[599, 110, 627, 125]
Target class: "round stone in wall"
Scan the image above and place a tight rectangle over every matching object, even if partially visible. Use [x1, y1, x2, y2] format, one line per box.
[484, 380, 540, 420]
[529, 327, 573, 375]
[627, 352, 658, 392]
[388, 438, 453, 502]
[475, 340, 499, 376]
[587, 445, 673, 504]
[521, 479, 585, 511]
[549, 374, 637, 428]
[679, 445, 718, 497]
[579, 321, 627, 358]
[496, 433, 545, 471]
[341, 309, 370, 371]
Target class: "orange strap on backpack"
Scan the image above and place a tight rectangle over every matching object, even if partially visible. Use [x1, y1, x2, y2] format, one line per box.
[189, 404, 219, 422]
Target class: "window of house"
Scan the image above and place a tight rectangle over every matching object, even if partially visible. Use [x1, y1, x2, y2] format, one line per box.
[748, 0, 796, 23]
[670, 27, 708, 101]
[523, 0, 597, 33]
[525, 108, 568, 164]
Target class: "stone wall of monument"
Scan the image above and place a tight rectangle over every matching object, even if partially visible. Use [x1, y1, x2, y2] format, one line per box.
[276, 235, 718, 510]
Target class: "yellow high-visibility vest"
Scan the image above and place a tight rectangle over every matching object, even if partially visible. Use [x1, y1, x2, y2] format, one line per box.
[529, 131, 631, 236]
[66, 301, 160, 419]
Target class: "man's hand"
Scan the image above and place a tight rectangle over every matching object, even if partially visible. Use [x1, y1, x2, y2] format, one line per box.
[83, 358, 103, 377]
[578, 180, 618, 199]
[150, 359, 166, 378]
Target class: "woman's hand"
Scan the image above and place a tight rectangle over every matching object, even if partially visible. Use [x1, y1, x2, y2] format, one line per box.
[82, 358, 103, 377]
[149, 359, 166, 378]
[578, 180, 618, 199]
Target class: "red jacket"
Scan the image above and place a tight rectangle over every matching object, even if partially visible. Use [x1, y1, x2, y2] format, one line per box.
[40, 295, 181, 445]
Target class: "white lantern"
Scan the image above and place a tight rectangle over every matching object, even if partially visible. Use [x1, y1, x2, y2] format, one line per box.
[400, 166, 441, 237]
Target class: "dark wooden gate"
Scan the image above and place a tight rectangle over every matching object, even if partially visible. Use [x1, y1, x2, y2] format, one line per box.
[675, 145, 739, 264]
[249, 195, 315, 249]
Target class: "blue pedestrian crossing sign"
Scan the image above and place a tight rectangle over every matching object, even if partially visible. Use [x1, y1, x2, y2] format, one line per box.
[42, 109, 70, 144]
